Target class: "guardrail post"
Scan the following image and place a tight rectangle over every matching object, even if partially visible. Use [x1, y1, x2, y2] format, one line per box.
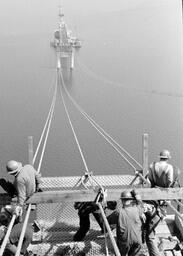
[142, 133, 148, 176]
[28, 136, 34, 165]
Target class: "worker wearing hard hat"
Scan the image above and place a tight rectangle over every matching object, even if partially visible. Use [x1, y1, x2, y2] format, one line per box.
[107, 190, 144, 256]
[146, 150, 180, 188]
[2, 160, 42, 206]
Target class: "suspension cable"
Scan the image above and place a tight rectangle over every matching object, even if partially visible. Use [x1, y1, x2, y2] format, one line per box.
[58, 70, 109, 191]
[60, 73, 142, 172]
[59, 68, 104, 190]
[77, 58, 183, 98]
[33, 74, 57, 166]
[58, 70, 90, 175]
[37, 74, 57, 173]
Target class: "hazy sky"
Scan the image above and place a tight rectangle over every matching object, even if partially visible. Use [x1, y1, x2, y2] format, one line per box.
[0, 0, 182, 35]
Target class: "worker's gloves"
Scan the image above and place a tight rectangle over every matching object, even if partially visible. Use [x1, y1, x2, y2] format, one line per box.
[95, 188, 107, 203]
[13, 205, 23, 217]
[131, 189, 142, 202]
[36, 187, 43, 192]
[107, 201, 117, 210]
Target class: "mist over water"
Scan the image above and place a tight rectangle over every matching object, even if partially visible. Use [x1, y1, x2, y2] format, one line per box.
[0, 1, 183, 184]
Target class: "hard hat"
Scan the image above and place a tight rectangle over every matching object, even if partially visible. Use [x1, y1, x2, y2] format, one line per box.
[120, 190, 133, 200]
[159, 150, 171, 159]
[0, 207, 12, 226]
[6, 160, 22, 175]
[0, 212, 10, 226]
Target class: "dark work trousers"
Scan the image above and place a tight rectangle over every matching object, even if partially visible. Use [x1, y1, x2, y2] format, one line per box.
[0, 178, 36, 225]
[73, 203, 104, 241]
[0, 178, 17, 198]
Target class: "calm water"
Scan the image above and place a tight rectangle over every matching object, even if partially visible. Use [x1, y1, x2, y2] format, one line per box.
[0, 0, 183, 183]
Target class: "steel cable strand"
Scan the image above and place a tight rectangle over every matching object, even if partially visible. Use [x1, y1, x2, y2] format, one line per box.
[75, 62, 143, 170]
[37, 76, 58, 174]
[79, 109, 141, 171]
[76, 58, 183, 98]
[33, 73, 57, 166]
[61, 75, 141, 172]
[58, 70, 91, 176]
[63, 92, 137, 172]
[58, 72, 108, 192]
[59, 70, 98, 190]
[76, 58, 123, 89]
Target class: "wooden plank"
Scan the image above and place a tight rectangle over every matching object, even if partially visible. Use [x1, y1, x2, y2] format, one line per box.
[28, 136, 33, 165]
[27, 187, 183, 204]
[175, 214, 183, 240]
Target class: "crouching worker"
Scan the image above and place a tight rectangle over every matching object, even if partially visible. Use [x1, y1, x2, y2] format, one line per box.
[0, 204, 33, 256]
[73, 200, 117, 242]
[107, 190, 145, 256]
[0, 160, 42, 206]
[73, 202, 104, 241]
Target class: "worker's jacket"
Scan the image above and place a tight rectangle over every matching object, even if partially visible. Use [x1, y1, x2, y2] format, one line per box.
[107, 205, 144, 250]
[148, 161, 179, 188]
[13, 164, 42, 206]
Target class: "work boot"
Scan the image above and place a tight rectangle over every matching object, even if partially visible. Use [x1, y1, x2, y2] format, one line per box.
[24, 250, 34, 256]
[32, 220, 41, 232]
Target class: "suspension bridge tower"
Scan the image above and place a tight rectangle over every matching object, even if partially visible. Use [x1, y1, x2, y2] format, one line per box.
[51, 7, 74, 70]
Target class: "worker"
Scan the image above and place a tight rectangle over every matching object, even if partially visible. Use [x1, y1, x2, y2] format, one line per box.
[73, 201, 104, 241]
[146, 150, 180, 188]
[131, 190, 163, 256]
[73, 200, 117, 242]
[144, 149, 180, 256]
[0, 160, 42, 206]
[0, 204, 33, 256]
[107, 190, 144, 256]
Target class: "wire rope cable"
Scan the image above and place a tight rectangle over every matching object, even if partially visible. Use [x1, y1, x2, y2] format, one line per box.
[58, 69, 90, 175]
[37, 74, 57, 173]
[33, 73, 57, 167]
[59, 69, 104, 190]
[77, 57, 183, 98]
[60, 71, 142, 172]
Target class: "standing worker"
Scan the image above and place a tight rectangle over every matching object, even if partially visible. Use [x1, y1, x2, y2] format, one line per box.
[107, 190, 144, 256]
[146, 150, 180, 188]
